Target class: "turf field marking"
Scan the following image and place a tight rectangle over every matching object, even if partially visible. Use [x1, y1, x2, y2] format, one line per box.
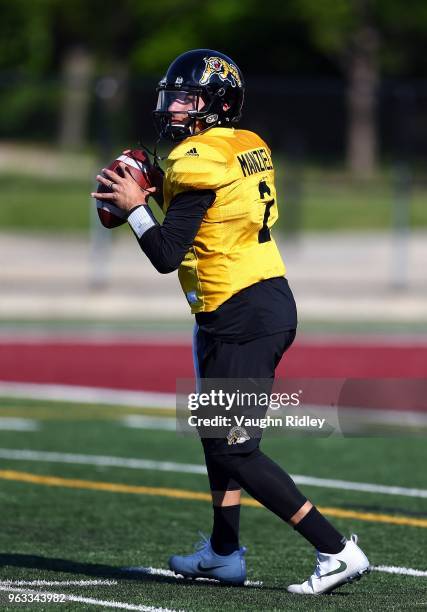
[121, 566, 263, 586]
[1, 448, 426, 499]
[0, 566, 424, 590]
[121, 415, 176, 430]
[0, 586, 179, 611]
[0, 418, 39, 431]
[0, 382, 175, 409]
[0, 580, 117, 586]
[1, 469, 426, 529]
[371, 566, 427, 577]
[291, 474, 427, 499]
[0, 407, 176, 420]
[123, 565, 427, 581]
[0, 449, 206, 474]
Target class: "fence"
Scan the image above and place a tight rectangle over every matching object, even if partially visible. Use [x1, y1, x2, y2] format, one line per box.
[0, 75, 426, 162]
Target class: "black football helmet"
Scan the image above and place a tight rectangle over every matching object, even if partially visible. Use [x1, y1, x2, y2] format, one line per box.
[153, 49, 245, 142]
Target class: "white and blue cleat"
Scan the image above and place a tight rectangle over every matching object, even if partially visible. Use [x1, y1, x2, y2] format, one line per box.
[169, 534, 247, 585]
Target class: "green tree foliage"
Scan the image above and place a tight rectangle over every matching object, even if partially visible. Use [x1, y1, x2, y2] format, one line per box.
[0, 0, 425, 146]
[288, 0, 427, 75]
[0, 0, 54, 75]
[1, 0, 425, 80]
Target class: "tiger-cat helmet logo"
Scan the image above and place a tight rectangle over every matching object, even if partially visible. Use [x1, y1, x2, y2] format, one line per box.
[226, 425, 250, 445]
[199, 56, 242, 88]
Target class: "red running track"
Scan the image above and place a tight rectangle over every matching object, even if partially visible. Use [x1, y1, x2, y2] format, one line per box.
[0, 340, 426, 393]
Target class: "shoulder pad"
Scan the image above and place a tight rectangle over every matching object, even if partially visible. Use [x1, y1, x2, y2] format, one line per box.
[238, 129, 271, 154]
[166, 141, 228, 191]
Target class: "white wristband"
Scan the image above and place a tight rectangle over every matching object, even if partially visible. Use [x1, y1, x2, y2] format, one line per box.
[128, 205, 157, 239]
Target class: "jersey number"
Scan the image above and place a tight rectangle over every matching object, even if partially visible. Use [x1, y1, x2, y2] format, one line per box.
[258, 180, 274, 243]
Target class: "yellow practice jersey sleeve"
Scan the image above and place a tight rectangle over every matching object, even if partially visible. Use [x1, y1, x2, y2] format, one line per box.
[163, 127, 286, 313]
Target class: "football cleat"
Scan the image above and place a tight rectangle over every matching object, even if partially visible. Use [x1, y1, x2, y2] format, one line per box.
[169, 533, 246, 585]
[287, 534, 370, 595]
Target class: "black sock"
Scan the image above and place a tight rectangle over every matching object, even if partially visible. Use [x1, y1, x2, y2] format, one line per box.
[210, 504, 240, 555]
[294, 507, 346, 554]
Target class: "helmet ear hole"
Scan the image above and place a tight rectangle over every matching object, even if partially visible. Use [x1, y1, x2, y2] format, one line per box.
[206, 114, 218, 124]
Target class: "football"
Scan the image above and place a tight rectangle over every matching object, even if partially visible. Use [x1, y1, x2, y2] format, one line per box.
[96, 149, 163, 229]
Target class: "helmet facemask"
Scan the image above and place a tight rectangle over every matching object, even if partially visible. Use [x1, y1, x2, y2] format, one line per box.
[153, 89, 202, 142]
[153, 87, 237, 142]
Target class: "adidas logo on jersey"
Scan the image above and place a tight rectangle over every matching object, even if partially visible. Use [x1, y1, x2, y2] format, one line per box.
[185, 147, 199, 156]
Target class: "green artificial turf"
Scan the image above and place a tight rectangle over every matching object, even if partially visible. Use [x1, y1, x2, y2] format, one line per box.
[0, 398, 426, 610]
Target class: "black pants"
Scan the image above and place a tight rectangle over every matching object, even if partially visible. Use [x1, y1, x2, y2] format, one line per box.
[193, 326, 296, 490]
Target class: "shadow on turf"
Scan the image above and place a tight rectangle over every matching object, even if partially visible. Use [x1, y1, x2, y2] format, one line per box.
[2, 554, 384, 596]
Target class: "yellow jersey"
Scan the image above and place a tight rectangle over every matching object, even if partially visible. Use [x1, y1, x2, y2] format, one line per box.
[163, 127, 286, 313]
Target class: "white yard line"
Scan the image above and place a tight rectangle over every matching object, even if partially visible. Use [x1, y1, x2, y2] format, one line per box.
[0, 418, 39, 431]
[0, 448, 206, 474]
[371, 565, 427, 577]
[126, 564, 427, 581]
[291, 474, 427, 499]
[121, 566, 262, 586]
[0, 580, 117, 586]
[0, 448, 426, 499]
[124, 564, 427, 581]
[0, 585, 180, 612]
[0, 382, 175, 409]
[121, 415, 176, 431]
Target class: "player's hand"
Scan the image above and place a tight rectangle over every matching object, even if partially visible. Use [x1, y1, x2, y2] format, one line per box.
[91, 163, 156, 213]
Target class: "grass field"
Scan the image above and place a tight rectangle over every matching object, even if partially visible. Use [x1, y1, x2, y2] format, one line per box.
[0, 396, 426, 611]
[1, 169, 426, 233]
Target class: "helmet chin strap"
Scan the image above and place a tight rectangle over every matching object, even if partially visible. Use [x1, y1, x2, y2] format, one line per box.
[168, 122, 192, 141]
[137, 139, 167, 170]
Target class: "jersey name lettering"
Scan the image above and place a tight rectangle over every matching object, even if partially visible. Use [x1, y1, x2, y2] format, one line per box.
[237, 147, 273, 177]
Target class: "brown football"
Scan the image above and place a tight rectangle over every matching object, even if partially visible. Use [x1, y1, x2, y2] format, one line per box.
[96, 149, 163, 229]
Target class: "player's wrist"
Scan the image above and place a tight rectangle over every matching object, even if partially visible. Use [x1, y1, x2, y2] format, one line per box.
[127, 203, 146, 217]
[127, 205, 158, 238]
[121, 191, 150, 213]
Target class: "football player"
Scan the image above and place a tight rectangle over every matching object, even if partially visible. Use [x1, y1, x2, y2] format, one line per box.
[92, 49, 370, 595]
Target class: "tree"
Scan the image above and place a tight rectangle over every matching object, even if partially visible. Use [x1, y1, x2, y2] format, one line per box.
[0, 0, 425, 160]
[289, 0, 427, 176]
